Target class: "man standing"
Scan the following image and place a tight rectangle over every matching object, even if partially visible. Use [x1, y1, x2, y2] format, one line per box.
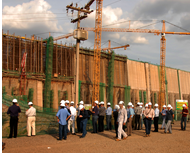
[65, 100, 71, 134]
[76, 101, 84, 133]
[98, 102, 106, 132]
[144, 102, 154, 137]
[56, 102, 71, 140]
[113, 105, 119, 138]
[181, 104, 189, 131]
[68, 101, 76, 135]
[134, 102, 142, 130]
[25, 102, 36, 137]
[116, 101, 128, 141]
[106, 102, 112, 130]
[91, 100, 99, 133]
[161, 105, 167, 129]
[153, 103, 159, 132]
[127, 102, 133, 136]
[79, 105, 89, 138]
[7, 99, 21, 138]
[165, 104, 174, 134]
[132, 105, 135, 129]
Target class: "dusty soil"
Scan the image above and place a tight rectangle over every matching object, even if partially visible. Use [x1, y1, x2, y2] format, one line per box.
[2, 121, 190, 153]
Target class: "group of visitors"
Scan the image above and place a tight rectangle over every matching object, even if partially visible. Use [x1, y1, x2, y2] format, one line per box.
[6, 98, 189, 142]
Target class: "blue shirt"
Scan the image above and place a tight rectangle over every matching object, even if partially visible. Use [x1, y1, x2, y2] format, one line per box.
[161, 109, 167, 115]
[56, 108, 70, 125]
[106, 107, 112, 115]
[127, 108, 134, 119]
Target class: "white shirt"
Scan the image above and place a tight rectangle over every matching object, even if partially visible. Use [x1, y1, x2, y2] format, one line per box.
[70, 106, 76, 120]
[154, 108, 160, 117]
[25, 106, 36, 117]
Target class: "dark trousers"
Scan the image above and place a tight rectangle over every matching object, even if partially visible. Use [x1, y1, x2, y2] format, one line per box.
[9, 116, 18, 138]
[77, 117, 81, 132]
[145, 118, 152, 135]
[92, 115, 98, 133]
[59, 124, 67, 140]
[181, 117, 187, 130]
[106, 115, 112, 130]
[80, 118, 88, 137]
[114, 122, 118, 137]
[135, 115, 140, 130]
[154, 117, 159, 132]
[98, 116, 104, 132]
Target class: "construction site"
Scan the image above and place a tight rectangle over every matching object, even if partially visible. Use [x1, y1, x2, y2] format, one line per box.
[2, 0, 190, 139]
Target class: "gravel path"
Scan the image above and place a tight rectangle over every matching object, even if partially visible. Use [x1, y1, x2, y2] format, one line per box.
[2, 121, 190, 153]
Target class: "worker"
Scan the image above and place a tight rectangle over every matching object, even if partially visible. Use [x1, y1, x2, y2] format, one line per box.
[113, 105, 120, 138]
[76, 101, 84, 133]
[140, 103, 145, 129]
[79, 105, 89, 138]
[164, 104, 174, 134]
[106, 102, 112, 130]
[132, 105, 135, 129]
[91, 100, 99, 134]
[65, 100, 71, 134]
[98, 102, 106, 132]
[116, 101, 127, 141]
[68, 101, 76, 135]
[161, 105, 167, 129]
[56, 102, 71, 140]
[25, 102, 36, 137]
[181, 104, 189, 131]
[134, 102, 142, 130]
[7, 99, 21, 138]
[144, 102, 154, 137]
[59, 100, 65, 110]
[127, 102, 133, 136]
[143, 104, 148, 132]
[153, 103, 159, 132]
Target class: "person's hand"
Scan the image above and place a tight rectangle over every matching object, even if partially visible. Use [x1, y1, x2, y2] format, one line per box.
[57, 119, 60, 123]
[79, 115, 83, 118]
[146, 116, 148, 118]
[89, 108, 91, 111]
[123, 123, 125, 126]
[26, 109, 28, 111]
[152, 118, 153, 120]
[116, 122, 118, 124]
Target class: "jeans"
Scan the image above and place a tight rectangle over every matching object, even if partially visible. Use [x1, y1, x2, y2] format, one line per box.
[154, 117, 159, 132]
[9, 116, 18, 138]
[92, 115, 98, 133]
[181, 117, 187, 130]
[59, 124, 67, 140]
[135, 115, 141, 130]
[77, 117, 81, 132]
[145, 118, 152, 135]
[165, 120, 172, 133]
[80, 118, 88, 137]
[161, 116, 166, 129]
[98, 116, 104, 132]
[106, 115, 112, 130]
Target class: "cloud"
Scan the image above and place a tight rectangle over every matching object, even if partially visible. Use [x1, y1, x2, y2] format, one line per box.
[2, 0, 62, 36]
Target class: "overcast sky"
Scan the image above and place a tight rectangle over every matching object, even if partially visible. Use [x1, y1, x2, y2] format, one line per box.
[2, 0, 190, 71]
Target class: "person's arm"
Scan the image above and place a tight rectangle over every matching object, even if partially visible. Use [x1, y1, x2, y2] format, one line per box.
[56, 111, 60, 123]
[25, 108, 30, 116]
[152, 109, 155, 120]
[66, 115, 71, 121]
[7, 107, 10, 114]
[123, 110, 127, 125]
[56, 116, 60, 123]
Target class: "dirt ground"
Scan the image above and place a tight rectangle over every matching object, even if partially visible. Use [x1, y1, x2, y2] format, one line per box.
[2, 121, 190, 153]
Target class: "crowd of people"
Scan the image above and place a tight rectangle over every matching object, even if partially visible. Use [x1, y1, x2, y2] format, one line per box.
[6, 98, 189, 142]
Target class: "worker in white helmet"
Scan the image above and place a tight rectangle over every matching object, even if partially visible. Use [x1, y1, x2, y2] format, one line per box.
[68, 101, 76, 135]
[134, 102, 142, 130]
[116, 101, 128, 141]
[181, 104, 189, 131]
[113, 105, 120, 138]
[153, 103, 159, 132]
[106, 102, 112, 130]
[25, 102, 36, 137]
[76, 101, 84, 133]
[7, 99, 21, 138]
[127, 102, 133, 136]
[164, 104, 174, 134]
[91, 100, 99, 134]
[161, 105, 167, 129]
[98, 102, 106, 132]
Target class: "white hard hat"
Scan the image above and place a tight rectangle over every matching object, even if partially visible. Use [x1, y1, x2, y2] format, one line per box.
[115, 105, 119, 110]
[137, 102, 140, 105]
[123, 106, 125, 109]
[132, 105, 134, 107]
[79, 105, 84, 110]
[145, 104, 148, 107]
[107, 102, 111, 106]
[171, 107, 173, 109]
[140, 105, 142, 108]
[128, 102, 132, 106]
[148, 102, 152, 105]
[12, 99, 18, 103]
[70, 101, 74, 104]
[182, 104, 186, 108]
[154, 103, 158, 107]
[65, 100, 69, 104]
[60, 100, 65, 104]
[79, 101, 84, 105]
[140, 102, 143, 105]
[163, 105, 166, 108]
[94, 100, 99, 104]
[28, 102, 33, 105]
[60, 102, 65, 107]
[167, 104, 171, 108]
[119, 101, 124, 105]
[100, 101, 104, 105]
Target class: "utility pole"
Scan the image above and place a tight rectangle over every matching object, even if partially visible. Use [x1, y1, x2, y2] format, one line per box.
[66, 1, 94, 105]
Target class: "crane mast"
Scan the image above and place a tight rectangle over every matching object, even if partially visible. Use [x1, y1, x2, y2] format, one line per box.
[93, 0, 103, 104]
